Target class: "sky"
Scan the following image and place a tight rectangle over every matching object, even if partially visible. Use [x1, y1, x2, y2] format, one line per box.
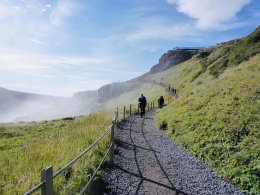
[0, 0, 259, 97]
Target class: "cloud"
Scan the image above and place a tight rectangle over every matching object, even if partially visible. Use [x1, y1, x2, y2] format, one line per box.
[167, 0, 251, 30]
[49, 0, 76, 26]
[0, 47, 127, 96]
[125, 20, 199, 42]
[0, 1, 54, 49]
[23, 37, 46, 45]
[0, 48, 103, 73]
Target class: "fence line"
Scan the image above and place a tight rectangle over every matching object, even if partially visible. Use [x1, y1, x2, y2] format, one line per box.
[79, 143, 113, 194]
[53, 125, 113, 179]
[142, 80, 179, 98]
[24, 103, 155, 195]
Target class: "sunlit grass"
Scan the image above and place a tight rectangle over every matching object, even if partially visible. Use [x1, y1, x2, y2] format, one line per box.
[0, 112, 112, 194]
[154, 54, 260, 194]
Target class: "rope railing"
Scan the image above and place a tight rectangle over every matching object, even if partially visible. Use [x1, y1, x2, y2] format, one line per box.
[24, 103, 156, 195]
[24, 181, 45, 195]
[24, 111, 118, 195]
[79, 143, 113, 194]
[53, 125, 113, 179]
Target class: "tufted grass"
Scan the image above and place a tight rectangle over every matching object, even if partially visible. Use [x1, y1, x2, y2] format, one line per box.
[0, 112, 112, 195]
[154, 54, 260, 194]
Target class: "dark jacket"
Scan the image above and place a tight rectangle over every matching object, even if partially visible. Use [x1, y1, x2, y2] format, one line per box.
[138, 96, 147, 107]
[158, 96, 164, 105]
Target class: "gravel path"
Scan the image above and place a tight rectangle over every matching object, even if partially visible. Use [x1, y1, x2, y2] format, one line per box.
[102, 109, 243, 195]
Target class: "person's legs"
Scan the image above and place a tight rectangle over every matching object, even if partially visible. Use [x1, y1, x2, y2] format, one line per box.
[140, 106, 145, 117]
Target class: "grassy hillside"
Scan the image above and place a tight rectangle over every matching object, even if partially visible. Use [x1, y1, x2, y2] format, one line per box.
[0, 113, 112, 194]
[95, 28, 259, 194]
[153, 29, 260, 194]
[101, 82, 173, 118]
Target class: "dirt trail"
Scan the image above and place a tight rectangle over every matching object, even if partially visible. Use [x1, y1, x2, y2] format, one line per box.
[102, 109, 242, 195]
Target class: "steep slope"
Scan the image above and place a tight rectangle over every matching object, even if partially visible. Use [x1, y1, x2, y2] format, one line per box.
[152, 28, 260, 194]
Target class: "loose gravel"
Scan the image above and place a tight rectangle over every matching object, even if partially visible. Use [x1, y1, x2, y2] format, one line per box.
[102, 109, 243, 195]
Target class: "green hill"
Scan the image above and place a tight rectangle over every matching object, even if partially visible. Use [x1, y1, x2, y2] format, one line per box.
[153, 29, 260, 194]
[99, 27, 260, 194]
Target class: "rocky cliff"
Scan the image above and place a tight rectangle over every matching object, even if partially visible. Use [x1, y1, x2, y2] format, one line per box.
[150, 48, 203, 73]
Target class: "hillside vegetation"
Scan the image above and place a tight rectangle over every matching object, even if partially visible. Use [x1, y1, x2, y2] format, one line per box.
[0, 113, 112, 194]
[100, 27, 260, 194]
[154, 27, 260, 194]
[1, 27, 259, 195]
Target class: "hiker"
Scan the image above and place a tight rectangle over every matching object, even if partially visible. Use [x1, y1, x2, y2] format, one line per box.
[138, 94, 147, 118]
[158, 96, 164, 108]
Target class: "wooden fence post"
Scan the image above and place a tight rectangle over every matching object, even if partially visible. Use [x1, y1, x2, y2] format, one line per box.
[41, 167, 53, 195]
[130, 104, 132, 116]
[123, 106, 125, 119]
[109, 120, 115, 165]
[116, 109, 119, 132]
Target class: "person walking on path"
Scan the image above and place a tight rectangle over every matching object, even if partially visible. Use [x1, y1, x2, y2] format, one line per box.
[158, 96, 164, 108]
[138, 93, 147, 118]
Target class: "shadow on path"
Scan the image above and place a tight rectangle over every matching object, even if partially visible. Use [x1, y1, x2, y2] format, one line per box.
[122, 114, 187, 195]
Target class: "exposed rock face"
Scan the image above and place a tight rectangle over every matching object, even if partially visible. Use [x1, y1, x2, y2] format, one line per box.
[150, 48, 203, 73]
[196, 50, 212, 59]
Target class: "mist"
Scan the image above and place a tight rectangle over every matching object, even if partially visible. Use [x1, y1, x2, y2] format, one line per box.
[0, 82, 132, 123]
[0, 87, 98, 123]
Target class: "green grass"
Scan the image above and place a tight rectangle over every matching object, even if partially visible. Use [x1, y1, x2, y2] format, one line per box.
[198, 26, 260, 78]
[154, 54, 260, 194]
[0, 112, 112, 194]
